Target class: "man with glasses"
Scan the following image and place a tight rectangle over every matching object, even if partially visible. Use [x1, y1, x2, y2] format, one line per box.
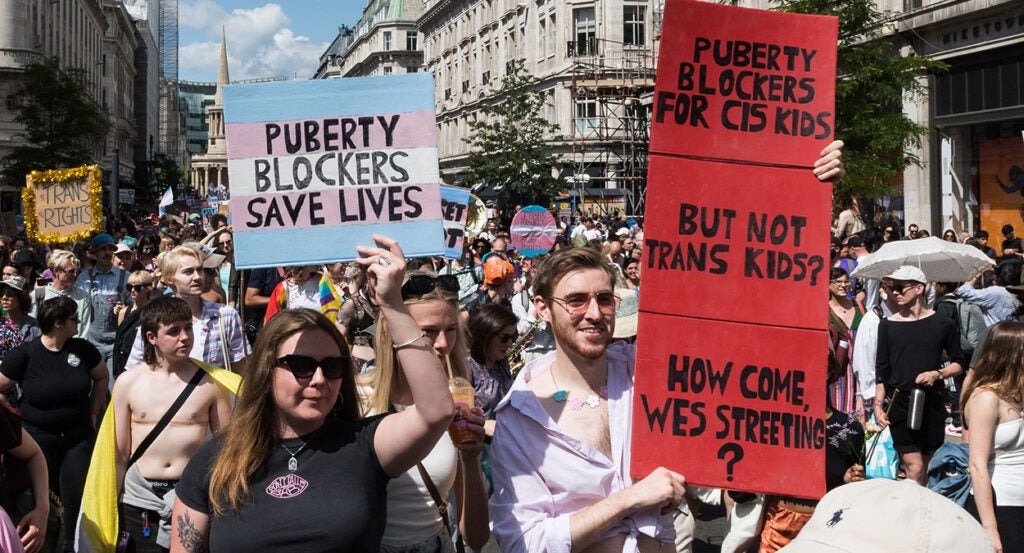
[110, 296, 231, 552]
[489, 247, 687, 551]
[32, 249, 93, 339]
[902, 224, 919, 241]
[873, 265, 965, 486]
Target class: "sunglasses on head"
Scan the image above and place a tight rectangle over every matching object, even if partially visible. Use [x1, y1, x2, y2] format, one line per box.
[401, 274, 460, 300]
[277, 354, 347, 379]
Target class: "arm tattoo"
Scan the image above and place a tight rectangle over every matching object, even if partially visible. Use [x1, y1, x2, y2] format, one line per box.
[176, 511, 208, 553]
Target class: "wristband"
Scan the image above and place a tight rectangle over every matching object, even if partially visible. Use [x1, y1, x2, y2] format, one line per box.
[392, 331, 427, 350]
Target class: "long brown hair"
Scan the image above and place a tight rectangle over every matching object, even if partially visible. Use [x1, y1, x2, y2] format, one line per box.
[208, 309, 358, 515]
[357, 271, 468, 416]
[962, 321, 1024, 428]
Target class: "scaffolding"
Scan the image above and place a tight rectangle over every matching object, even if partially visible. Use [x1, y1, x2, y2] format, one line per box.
[567, 38, 656, 217]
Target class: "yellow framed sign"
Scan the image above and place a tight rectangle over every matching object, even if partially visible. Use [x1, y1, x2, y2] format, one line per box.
[22, 165, 103, 243]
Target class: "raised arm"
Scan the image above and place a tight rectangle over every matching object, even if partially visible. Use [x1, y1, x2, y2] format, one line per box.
[356, 236, 455, 477]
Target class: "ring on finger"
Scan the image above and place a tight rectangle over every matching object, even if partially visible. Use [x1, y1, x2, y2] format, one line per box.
[377, 255, 391, 266]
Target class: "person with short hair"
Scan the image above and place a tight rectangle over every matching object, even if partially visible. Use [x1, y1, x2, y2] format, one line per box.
[0, 296, 108, 552]
[124, 246, 248, 373]
[112, 296, 232, 552]
[874, 266, 966, 485]
[975, 230, 997, 259]
[32, 249, 93, 339]
[76, 233, 132, 367]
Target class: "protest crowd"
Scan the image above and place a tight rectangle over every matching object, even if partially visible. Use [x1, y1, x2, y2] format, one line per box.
[0, 140, 1009, 553]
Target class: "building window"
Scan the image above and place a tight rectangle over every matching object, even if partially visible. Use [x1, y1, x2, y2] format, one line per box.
[384, 66, 392, 74]
[903, 0, 922, 9]
[539, 18, 548, 57]
[573, 7, 596, 56]
[384, 31, 392, 51]
[575, 99, 597, 136]
[624, 5, 645, 46]
[407, 31, 418, 50]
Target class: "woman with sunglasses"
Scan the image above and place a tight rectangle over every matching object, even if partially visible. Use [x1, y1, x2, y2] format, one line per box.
[467, 303, 518, 438]
[357, 270, 489, 553]
[0, 296, 108, 553]
[112, 271, 155, 378]
[0, 275, 40, 343]
[171, 237, 455, 552]
[31, 250, 93, 340]
[828, 267, 865, 423]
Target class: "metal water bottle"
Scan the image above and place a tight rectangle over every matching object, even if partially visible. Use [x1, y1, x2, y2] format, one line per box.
[908, 387, 926, 430]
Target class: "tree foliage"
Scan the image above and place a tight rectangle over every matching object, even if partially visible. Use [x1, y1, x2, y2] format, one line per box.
[462, 60, 562, 216]
[773, 0, 947, 202]
[1, 58, 109, 188]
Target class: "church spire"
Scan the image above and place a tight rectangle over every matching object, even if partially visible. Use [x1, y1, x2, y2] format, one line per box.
[214, 27, 229, 105]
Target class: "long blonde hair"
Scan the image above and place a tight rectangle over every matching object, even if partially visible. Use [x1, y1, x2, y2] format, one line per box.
[962, 321, 1024, 429]
[208, 309, 358, 515]
[358, 272, 468, 416]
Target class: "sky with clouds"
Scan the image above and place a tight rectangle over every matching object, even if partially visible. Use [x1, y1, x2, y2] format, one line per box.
[177, 1, 367, 83]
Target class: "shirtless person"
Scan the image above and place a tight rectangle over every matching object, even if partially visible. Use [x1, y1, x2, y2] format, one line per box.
[112, 296, 231, 552]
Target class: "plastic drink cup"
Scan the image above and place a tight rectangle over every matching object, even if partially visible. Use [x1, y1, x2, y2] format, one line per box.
[448, 376, 477, 444]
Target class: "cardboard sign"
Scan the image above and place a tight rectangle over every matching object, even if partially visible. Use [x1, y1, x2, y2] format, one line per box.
[23, 165, 104, 244]
[223, 75, 445, 269]
[441, 185, 471, 259]
[633, 0, 836, 499]
[651, 0, 837, 167]
[631, 314, 827, 495]
[510, 205, 558, 257]
[118, 189, 135, 204]
[640, 157, 832, 330]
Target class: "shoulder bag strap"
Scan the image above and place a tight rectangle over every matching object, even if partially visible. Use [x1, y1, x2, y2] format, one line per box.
[217, 306, 232, 371]
[128, 368, 206, 467]
[415, 460, 466, 553]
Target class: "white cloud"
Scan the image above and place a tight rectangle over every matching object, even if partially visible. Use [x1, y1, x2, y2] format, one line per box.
[178, 1, 329, 82]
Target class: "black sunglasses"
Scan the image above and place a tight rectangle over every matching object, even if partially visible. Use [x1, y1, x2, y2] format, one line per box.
[277, 354, 347, 379]
[126, 283, 151, 292]
[401, 274, 460, 300]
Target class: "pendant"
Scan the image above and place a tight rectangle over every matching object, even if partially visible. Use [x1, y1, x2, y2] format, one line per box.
[288, 456, 298, 471]
[553, 390, 568, 402]
[585, 394, 601, 409]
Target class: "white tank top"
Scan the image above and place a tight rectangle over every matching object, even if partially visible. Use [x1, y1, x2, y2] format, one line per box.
[990, 417, 1024, 506]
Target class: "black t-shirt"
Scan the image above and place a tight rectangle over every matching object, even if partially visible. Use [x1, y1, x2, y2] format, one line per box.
[176, 415, 390, 552]
[1, 337, 101, 430]
[876, 313, 965, 393]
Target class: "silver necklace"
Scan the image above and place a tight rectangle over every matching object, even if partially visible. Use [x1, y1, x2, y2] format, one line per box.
[277, 429, 321, 471]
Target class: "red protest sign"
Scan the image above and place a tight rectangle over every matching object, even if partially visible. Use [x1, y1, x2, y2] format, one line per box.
[633, 0, 837, 499]
[631, 314, 828, 498]
[650, 0, 837, 167]
[638, 157, 832, 330]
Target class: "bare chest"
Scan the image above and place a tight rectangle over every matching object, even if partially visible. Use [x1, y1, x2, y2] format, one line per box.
[541, 396, 612, 460]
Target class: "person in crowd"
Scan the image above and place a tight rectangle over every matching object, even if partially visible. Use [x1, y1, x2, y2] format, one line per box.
[1002, 225, 1023, 256]
[460, 256, 515, 315]
[962, 322, 1024, 553]
[336, 266, 379, 372]
[112, 297, 232, 552]
[943, 229, 958, 242]
[242, 266, 283, 343]
[467, 304, 518, 438]
[76, 233, 132, 367]
[882, 226, 898, 244]
[975, 230, 998, 259]
[758, 349, 865, 552]
[624, 258, 641, 294]
[605, 236, 628, 276]
[834, 198, 865, 241]
[0, 296, 108, 552]
[0, 236, 12, 267]
[827, 267, 864, 423]
[2, 275, 40, 343]
[874, 265, 966, 486]
[136, 234, 161, 273]
[32, 250, 93, 340]
[958, 268, 1018, 326]
[12, 250, 39, 289]
[112, 271, 156, 378]
[125, 245, 248, 373]
[509, 255, 555, 365]
[213, 231, 235, 306]
[358, 270, 489, 552]
[934, 281, 986, 436]
[3, 264, 19, 279]
[263, 266, 322, 323]
[170, 237, 455, 552]
[917, 229, 931, 238]
[112, 243, 135, 272]
[158, 236, 175, 254]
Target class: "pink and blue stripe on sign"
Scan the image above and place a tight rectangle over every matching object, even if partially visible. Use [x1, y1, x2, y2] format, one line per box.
[223, 74, 446, 269]
[510, 205, 559, 257]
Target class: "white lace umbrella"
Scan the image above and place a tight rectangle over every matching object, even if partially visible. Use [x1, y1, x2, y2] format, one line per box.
[850, 236, 995, 282]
